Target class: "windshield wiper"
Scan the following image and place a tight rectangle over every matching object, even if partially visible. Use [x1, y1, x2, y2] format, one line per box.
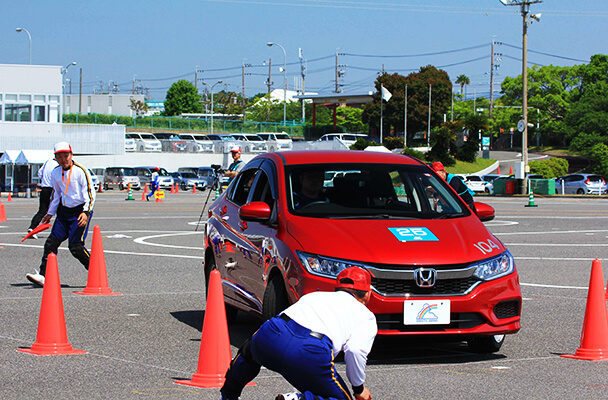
[432, 212, 466, 219]
[329, 214, 414, 220]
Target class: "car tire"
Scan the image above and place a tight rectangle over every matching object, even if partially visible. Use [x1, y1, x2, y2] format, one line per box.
[467, 334, 505, 353]
[119, 183, 124, 191]
[262, 274, 289, 321]
[180, 182, 187, 191]
[577, 188, 585, 195]
[484, 188, 490, 194]
[103, 183, 109, 191]
[204, 254, 238, 323]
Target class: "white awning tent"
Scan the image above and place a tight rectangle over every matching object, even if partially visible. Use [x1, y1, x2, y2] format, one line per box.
[15, 150, 54, 165]
[0, 150, 21, 164]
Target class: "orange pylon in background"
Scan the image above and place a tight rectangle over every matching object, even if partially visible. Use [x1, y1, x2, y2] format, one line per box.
[497, 165, 501, 175]
[562, 259, 608, 361]
[192, 184, 197, 194]
[509, 166, 513, 175]
[18, 253, 86, 355]
[0, 194, 6, 222]
[7, 192, 12, 202]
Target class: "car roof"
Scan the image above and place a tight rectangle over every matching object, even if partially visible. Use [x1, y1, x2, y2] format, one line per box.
[260, 150, 423, 167]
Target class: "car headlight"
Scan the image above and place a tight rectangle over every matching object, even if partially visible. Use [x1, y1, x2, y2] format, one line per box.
[473, 250, 515, 281]
[296, 251, 370, 279]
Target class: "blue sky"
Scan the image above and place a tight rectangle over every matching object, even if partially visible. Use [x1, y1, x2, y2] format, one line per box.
[2, 1, 606, 101]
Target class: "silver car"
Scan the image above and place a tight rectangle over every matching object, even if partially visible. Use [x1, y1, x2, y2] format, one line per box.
[555, 174, 607, 195]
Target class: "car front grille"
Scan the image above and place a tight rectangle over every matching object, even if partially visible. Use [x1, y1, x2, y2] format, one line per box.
[372, 276, 480, 296]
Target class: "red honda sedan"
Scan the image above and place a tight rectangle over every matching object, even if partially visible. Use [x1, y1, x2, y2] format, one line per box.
[203, 150, 521, 353]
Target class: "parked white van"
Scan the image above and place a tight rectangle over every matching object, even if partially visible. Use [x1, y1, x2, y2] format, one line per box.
[129, 132, 162, 152]
[258, 132, 293, 152]
[317, 133, 368, 148]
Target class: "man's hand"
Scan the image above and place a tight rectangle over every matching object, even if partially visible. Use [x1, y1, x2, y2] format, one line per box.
[355, 387, 372, 400]
[77, 212, 88, 227]
[41, 214, 52, 225]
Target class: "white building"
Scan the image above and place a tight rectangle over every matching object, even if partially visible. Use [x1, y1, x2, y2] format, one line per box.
[64, 93, 146, 116]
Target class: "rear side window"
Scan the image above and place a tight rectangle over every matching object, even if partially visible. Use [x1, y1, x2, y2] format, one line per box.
[230, 169, 258, 206]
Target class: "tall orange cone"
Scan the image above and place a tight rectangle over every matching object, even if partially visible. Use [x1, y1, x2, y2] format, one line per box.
[75, 225, 121, 296]
[170, 183, 175, 194]
[175, 269, 252, 388]
[509, 166, 513, 175]
[497, 165, 501, 175]
[175, 183, 179, 193]
[7, 192, 13, 202]
[0, 193, 6, 223]
[18, 253, 86, 355]
[562, 259, 608, 361]
[192, 184, 197, 194]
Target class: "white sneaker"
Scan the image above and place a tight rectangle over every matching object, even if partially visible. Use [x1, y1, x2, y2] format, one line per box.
[27, 229, 38, 240]
[26, 271, 45, 287]
[275, 393, 303, 400]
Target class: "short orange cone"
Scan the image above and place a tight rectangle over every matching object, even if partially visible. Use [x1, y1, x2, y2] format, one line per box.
[170, 183, 175, 194]
[175, 183, 179, 193]
[192, 184, 197, 194]
[18, 253, 86, 355]
[75, 225, 121, 296]
[509, 166, 513, 175]
[562, 259, 608, 361]
[175, 269, 252, 388]
[7, 192, 12, 202]
[497, 165, 501, 175]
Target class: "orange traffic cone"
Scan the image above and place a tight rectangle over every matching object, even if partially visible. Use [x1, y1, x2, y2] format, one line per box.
[18, 253, 86, 355]
[562, 259, 608, 361]
[175, 269, 251, 388]
[7, 192, 12, 202]
[0, 195, 6, 223]
[98, 182, 103, 193]
[192, 184, 197, 194]
[497, 165, 501, 175]
[75, 225, 121, 296]
[509, 166, 513, 175]
[175, 183, 179, 193]
[170, 184, 175, 194]
[143, 182, 149, 193]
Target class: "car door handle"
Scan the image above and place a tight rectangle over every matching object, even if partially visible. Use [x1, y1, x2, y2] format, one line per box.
[225, 261, 237, 270]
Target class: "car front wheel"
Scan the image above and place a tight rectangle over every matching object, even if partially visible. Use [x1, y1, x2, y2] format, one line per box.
[467, 334, 505, 353]
[577, 188, 585, 195]
[262, 274, 289, 321]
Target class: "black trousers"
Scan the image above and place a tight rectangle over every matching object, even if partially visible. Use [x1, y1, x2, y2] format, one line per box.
[29, 187, 53, 230]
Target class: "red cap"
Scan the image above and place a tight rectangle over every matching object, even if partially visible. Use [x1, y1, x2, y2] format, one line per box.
[230, 146, 241, 153]
[54, 141, 72, 154]
[336, 267, 371, 292]
[432, 161, 445, 172]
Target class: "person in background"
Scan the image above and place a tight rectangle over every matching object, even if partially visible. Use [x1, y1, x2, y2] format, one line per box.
[27, 156, 59, 239]
[146, 167, 160, 201]
[432, 161, 476, 213]
[220, 267, 377, 400]
[223, 146, 244, 183]
[26, 142, 95, 287]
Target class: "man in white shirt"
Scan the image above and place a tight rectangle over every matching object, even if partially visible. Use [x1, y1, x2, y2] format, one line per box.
[26, 142, 96, 287]
[220, 267, 377, 400]
[27, 157, 59, 239]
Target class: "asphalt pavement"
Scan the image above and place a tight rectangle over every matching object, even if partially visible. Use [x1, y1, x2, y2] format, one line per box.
[1, 190, 607, 399]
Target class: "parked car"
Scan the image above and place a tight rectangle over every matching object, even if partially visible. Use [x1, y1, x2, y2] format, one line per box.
[153, 132, 187, 152]
[207, 134, 240, 153]
[555, 174, 607, 195]
[482, 174, 510, 183]
[231, 133, 267, 153]
[103, 167, 140, 191]
[178, 166, 220, 189]
[128, 132, 162, 152]
[179, 134, 214, 153]
[204, 150, 521, 353]
[124, 134, 136, 152]
[170, 171, 207, 191]
[88, 169, 100, 192]
[258, 132, 293, 152]
[464, 175, 486, 193]
[134, 166, 174, 189]
[317, 133, 368, 148]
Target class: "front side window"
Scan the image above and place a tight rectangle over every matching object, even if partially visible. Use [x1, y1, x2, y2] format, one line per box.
[286, 163, 469, 219]
[230, 169, 258, 206]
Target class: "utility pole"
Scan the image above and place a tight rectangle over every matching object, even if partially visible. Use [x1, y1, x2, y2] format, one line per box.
[266, 58, 272, 95]
[300, 48, 306, 123]
[79, 68, 82, 114]
[490, 40, 495, 119]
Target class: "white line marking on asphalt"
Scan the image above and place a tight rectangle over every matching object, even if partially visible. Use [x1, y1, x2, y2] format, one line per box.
[133, 232, 204, 250]
[495, 229, 608, 236]
[520, 282, 587, 290]
[506, 243, 608, 247]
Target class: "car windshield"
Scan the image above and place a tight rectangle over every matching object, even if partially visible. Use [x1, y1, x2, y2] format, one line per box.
[276, 133, 291, 140]
[180, 172, 197, 178]
[286, 163, 468, 219]
[140, 134, 156, 140]
[193, 135, 210, 141]
[246, 135, 264, 141]
[220, 135, 236, 141]
[121, 168, 136, 176]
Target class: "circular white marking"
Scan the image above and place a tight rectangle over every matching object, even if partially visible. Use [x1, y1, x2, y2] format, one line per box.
[133, 231, 204, 250]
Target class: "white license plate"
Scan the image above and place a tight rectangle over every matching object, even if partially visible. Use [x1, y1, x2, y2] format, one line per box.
[403, 300, 451, 325]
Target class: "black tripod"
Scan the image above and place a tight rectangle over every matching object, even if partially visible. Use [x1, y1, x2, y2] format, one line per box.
[195, 165, 223, 231]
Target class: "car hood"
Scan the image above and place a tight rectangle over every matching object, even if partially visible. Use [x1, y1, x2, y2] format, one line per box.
[286, 216, 504, 265]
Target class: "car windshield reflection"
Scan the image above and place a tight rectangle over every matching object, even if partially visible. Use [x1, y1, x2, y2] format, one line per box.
[286, 163, 468, 219]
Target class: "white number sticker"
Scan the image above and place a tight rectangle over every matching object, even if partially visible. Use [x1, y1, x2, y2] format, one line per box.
[474, 239, 500, 255]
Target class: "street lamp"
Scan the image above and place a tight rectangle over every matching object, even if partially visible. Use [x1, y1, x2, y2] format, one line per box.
[204, 81, 223, 135]
[267, 41, 287, 126]
[15, 27, 32, 65]
[498, 0, 542, 193]
[61, 62, 77, 115]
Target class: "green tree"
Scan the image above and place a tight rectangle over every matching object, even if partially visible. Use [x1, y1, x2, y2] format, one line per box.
[128, 98, 149, 116]
[455, 74, 470, 96]
[163, 80, 202, 116]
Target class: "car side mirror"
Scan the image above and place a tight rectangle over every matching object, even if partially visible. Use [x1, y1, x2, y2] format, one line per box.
[474, 201, 495, 222]
[239, 201, 272, 223]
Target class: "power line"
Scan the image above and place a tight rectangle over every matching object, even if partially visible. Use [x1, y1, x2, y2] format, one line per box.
[342, 43, 488, 58]
[502, 42, 588, 63]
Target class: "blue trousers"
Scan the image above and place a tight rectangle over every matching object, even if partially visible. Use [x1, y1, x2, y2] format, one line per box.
[39, 204, 92, 276]
[147, 183, 158, 199]
[221, 316, 352, 400]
